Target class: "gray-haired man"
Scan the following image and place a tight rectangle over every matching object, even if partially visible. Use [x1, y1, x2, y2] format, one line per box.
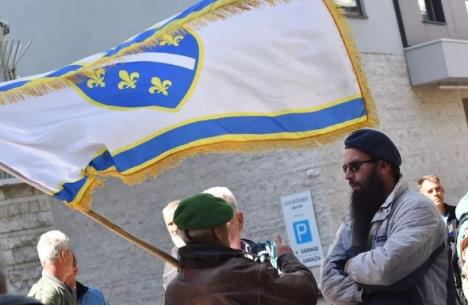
[28, 230, 75, 305]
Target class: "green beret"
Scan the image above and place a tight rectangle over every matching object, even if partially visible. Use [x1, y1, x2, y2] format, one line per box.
[174, 193, 233, 230]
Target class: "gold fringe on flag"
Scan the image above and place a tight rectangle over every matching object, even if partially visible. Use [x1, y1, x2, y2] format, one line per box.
[322, 0, 379, 128]
[69, 117, 377, 211]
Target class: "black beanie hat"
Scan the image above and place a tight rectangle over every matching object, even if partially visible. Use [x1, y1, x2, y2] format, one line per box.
[344, 129, 401, 167]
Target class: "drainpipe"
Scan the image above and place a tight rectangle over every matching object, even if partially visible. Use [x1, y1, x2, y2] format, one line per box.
[392, 0, 409, 47]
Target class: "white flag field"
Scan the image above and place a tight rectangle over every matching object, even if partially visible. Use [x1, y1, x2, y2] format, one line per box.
[0, 0, 377, 210]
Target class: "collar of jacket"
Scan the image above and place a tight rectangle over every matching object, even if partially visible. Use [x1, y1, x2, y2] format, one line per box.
[343, 175, 409, 226]
[76, 281, 88, 302]
[372, 175, 408, 222]
[178, 243, 245, 269]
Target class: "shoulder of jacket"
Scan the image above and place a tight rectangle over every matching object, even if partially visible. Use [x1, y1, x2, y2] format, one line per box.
[28, 281, 62, 304]
[32, 278, 61, 292]
[390, 190, 442, 227]
[393, 189, 433, 212]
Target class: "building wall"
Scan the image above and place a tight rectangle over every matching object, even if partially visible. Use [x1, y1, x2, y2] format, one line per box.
[346, 0, 404, 54]
[0, 184, 54, 294]
[1, 0, 197, 76]
[48, 52, 468, 305]
[398, 0, 468, 46]
[2, 0, 468, 304]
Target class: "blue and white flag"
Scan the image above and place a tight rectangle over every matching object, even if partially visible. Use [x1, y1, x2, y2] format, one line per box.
[0, 0, 377, 209]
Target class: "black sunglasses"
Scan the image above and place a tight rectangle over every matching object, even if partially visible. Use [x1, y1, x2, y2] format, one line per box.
[342, 159, 377, 173]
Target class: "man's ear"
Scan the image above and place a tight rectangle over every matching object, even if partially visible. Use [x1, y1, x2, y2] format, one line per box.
[237, 212, 244, 232]
[213, 227, 223, 241]
[61, 249, 67, 260]
[213, 225, 229, 246]
[379, 160, 392, 174]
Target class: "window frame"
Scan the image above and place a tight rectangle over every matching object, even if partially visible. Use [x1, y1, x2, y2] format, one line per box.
[419, 0, 446, 24]
[335, 0, 367, 18]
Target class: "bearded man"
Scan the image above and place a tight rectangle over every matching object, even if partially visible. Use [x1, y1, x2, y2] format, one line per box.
[320, 129, 454, 305]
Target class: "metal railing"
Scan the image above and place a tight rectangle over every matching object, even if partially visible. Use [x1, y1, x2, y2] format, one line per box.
[0, 19, 30, 82]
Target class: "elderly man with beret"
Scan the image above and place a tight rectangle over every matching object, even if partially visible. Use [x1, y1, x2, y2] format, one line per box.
[321, 129, 453, 305]
[164, 193, 318, 305]
[203, 186, 280, 268]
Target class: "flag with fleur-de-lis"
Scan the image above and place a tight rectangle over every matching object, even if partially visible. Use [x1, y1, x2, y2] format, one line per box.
[0, 0, 377, 209]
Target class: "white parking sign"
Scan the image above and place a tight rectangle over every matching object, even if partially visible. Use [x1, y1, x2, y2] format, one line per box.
[281, 191, 324, 268]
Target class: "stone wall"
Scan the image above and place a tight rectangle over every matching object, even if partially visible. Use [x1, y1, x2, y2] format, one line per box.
[0, 184, 54, 294]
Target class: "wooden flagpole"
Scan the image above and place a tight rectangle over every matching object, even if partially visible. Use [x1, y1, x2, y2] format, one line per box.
[0, 162, 180, 269]
[77, 208, 181, 270]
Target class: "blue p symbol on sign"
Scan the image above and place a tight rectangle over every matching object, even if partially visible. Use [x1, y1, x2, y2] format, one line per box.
[293, 220, 312, 244]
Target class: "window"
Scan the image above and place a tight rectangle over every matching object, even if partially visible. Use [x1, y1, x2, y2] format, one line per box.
[335, 0, 365, 17]
[418, 0, 445, 23]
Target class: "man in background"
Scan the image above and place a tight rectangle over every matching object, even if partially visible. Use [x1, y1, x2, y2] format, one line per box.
[28, 230, 75, 305]
[65, 255, 109, 305]
[418, 175, 457, 241]
[162, 200, 183, 289]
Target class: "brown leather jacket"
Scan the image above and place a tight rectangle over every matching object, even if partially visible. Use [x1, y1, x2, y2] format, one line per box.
[165, 243, 318, 305]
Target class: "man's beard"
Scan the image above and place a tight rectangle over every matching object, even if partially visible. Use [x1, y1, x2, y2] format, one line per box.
[350, 168, 387, 251]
